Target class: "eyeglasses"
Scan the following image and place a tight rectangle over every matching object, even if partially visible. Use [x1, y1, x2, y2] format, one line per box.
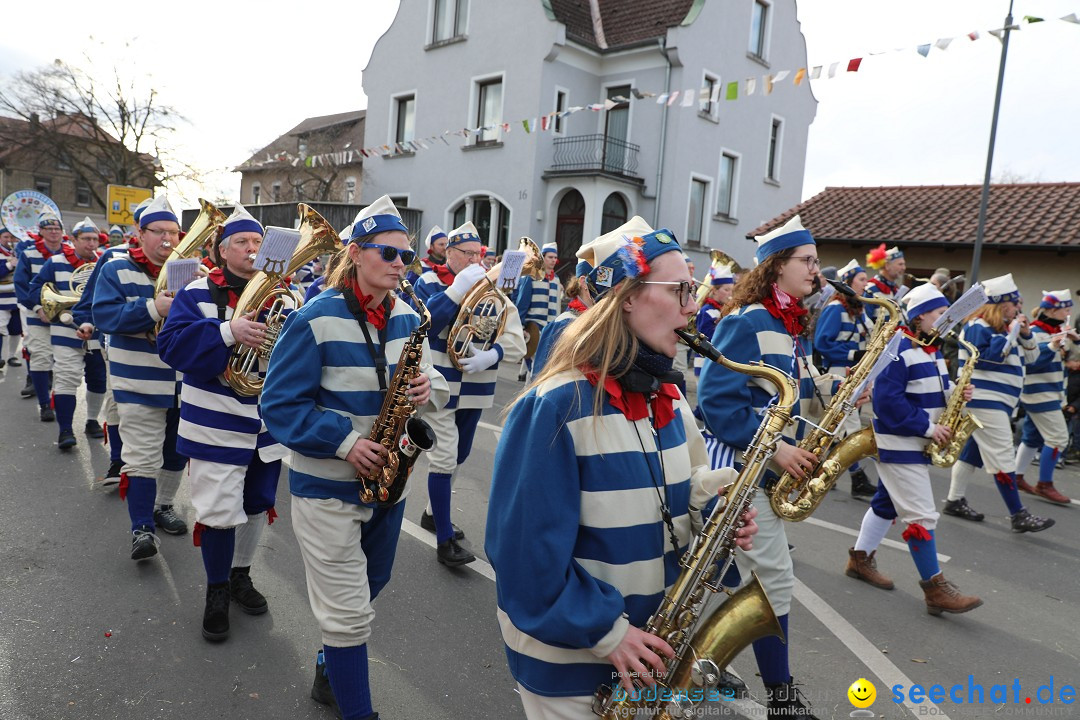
[144, 228, 181, 239]
[450, 246, 482, 260]
[642, 280, 696, 307]
[362, 243, 417, 265]
[789, 255, 821, 270]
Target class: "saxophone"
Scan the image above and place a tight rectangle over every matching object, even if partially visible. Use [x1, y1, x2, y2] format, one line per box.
[356, 279, 438, 506]
[769, 284, 902, 521]
[926, 337, 983, 467]
[592, 328, 794, 720]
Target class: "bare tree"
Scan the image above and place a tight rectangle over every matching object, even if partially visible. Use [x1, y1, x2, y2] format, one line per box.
[0, 57, 199, 205]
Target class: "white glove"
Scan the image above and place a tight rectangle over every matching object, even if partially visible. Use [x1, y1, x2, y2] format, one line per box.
[446, 263, 488, 303]
[459, 342, 500, 374]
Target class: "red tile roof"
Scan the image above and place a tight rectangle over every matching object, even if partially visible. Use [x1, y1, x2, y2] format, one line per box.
[548, 0, 697, 51]
[748, 184, 1080, 250]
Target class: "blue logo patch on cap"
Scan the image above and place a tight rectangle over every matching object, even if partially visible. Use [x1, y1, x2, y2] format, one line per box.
[595, 266, 614, 287]
[362, 217, 377, 233]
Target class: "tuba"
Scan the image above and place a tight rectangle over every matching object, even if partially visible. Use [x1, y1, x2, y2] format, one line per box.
[356, 279, 437, 506]
[768, 281, 902, 521]
[593, 328, 793, 720]
[152, 198, 227, 334]
[445, 236, 543, 372]
[926, 337, 982, 466]
[224, 204, 343, 397]
[41, 262, 96, 324]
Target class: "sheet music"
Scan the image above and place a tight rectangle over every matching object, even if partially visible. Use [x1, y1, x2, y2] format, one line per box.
[852, 331, 903, 398]
[1003, 319, 1021, 354]
[810, 283, 835, 310]
[932, 283, 988, 335]
[166, 258, 201, 294]
[254, 227, 301, 275]
[894, 285, 910, 303]
[496, 250, 527, 291]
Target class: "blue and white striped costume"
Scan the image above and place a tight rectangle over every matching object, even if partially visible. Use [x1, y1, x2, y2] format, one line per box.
[486, 369, 722, 698]
[14, 239, 67, 373]
[0, 246, 17, 312]
[864, 275, 900, 322]
[1015, 320, 1071, 455]
[514, 275, 563, 332]
[814, 299, 871, 376]
[27, 250, 104, 352]
[692, 300, 724, 377]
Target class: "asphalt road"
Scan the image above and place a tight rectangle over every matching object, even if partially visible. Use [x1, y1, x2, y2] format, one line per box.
[1, 362, 1078, 720]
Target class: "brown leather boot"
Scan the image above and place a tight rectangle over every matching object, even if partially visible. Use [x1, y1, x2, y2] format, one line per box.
[845, 548, 894, 590]
[920, 573, 983, 615]
[1015, 474, 1036, 495]
[1034, 482, 1071, 505]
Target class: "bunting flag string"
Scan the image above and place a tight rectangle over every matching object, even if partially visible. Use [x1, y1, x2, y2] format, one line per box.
[235, 13, 1076, 170]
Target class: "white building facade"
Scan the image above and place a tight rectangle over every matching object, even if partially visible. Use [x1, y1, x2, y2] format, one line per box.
[362, 0, 817, 272]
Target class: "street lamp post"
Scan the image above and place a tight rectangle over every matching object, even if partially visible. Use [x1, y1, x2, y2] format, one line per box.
[969, 0, 1015, 285]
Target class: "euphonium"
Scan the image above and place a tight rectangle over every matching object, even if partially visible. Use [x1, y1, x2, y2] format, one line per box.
[40, 262, 95, 324]
[926, 337, 983, 467]
[356, 279, 437, 506]
[593, 328, 793, 720]
[446, 236, 543, 372]
[152, 198, 227, 334]
[224, 204, 343, 397]
[769, 281, 902, 521]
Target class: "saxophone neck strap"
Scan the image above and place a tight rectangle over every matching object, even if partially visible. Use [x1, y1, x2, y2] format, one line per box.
[343, 287, 390, 391]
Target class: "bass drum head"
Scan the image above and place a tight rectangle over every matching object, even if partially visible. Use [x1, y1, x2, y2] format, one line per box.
[1, 190, 62, 243]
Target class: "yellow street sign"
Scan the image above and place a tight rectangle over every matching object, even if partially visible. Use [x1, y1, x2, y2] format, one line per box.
[106, 185, 153, 225]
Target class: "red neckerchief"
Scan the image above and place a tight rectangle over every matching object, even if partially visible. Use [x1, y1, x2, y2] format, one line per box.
[902, 327, 939, 354]
[581, 367, 680, 429]
[761, 285, 807, 336]
[433, 263, 456, 286]
[869, 276, 896, 296]
[544, 271, 556, 282]
[60, 244, 98, 270]
[1031, 319, 1059, 335]
[201, 256, 217, 272]
[568, 297, 588, 313]
[128, 247, 161, 279]
[34, 237, 63, 260]
[0, 243, 13, 258]
[345, 276, 394, 330]
[704, 298, 724, 311]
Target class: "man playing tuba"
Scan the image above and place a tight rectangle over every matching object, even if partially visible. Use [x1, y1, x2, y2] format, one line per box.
[157, 204, 289, 643]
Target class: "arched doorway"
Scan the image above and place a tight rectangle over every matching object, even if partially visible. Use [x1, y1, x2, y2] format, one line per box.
[601, 193, 628, 234]
[450, 195, 511, 254]
[554, 189, 585, 281]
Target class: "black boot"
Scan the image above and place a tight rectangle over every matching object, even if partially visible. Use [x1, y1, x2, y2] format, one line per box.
[130, 526, 159, 560]
[1010, 508, 1055, 533]
[84, 419, 104, 438]
[765, 678, 819, 719]
[850, 469, 875, 499]
[202, 584, 230, 642]
[310, 650, 340, 713]
[942, 497, 984, 522]
[437, 538, 476, 567]
[20, 374, 33, 398]
[39, 404, 55, 422]
[230, 566, 269, 615]
[153, 505, 188, 535]
[420, 510, 464, 540]
[57, 430, 77, 450]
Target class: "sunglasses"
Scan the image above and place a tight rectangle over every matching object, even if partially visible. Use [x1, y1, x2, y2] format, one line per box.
[362, 243, 417, 265]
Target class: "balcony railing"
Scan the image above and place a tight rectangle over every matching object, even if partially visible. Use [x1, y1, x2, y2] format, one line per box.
[550, 134, 640, 178]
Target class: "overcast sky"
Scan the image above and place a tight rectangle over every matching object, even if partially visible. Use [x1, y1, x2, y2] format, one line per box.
[1, 0, 1075, 209]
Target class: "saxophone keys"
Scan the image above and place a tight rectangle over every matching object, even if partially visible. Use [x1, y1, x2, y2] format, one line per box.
[378, 486, 389, 502]
[359, 487, 374, 503]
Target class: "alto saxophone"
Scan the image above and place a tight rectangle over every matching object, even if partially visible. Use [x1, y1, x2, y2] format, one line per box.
[769, 283, 902, 521]
[357, 279, 437, 506]
[592, 329, 794, 720]
[926, 337, 983, 467]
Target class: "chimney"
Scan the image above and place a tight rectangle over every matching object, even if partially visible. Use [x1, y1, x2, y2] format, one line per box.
[30, 113, 39, 128]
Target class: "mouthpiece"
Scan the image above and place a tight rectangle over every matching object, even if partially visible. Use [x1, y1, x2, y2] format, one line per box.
[248, 253, 258, 261]
[59, 312, 73, 325]
[161, 240, 173, 249]
[826, 278, 857, 297]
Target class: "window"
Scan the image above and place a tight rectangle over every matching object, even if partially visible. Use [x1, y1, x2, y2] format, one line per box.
[554, 90, 567, 134]
[451, 195, 510, 253]
[35, 177, 51, 196]
[475, 78, 503, 145]
[717, 152, 739, 217]
[395, 94, 415, 145]
[271, 182, 281, 202]
[687, 178, 708, 247]
[252, 183, 261, 204]
[75, 182, 91, 207]
[601, 193, 628, 234]
[432, 0, 468, 42]
[345, 177, 357, 203]
[56, 153, 71, 171]
[750, 0, 769, 59]
[701, 73, 719, 118]
[767, 117, 783, 181]
[389, 195, 409, 208]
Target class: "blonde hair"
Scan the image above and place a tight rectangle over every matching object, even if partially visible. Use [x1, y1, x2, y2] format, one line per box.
[510, 275, 647, 418]
[975, 303, 1009, 333]
[325, 245, 356, 291]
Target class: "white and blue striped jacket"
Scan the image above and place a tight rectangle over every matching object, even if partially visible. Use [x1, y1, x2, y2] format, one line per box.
[1020, 322, 1067, 414]
[814, 299, 871, 374]
[486, 369, 713, 697]
[92, 255, 180, 407]
[27, 250, 103, 350]
[872, 335, 951, 464]
[0, 247, 17, 311]
[412, 269, 526, 410]
[261, 289, 449, 504]
[71, 245, 128, 331]
[693, 301, 724, 377]
[514, 275, 563, 330]
[532, 310, 577, 378]
[14, 240, 68, 328]
[864, 274, 900, 322]
[157, 276, 288, 466]
[959, 318, 1040, 414]
[698, 303, 836, 479]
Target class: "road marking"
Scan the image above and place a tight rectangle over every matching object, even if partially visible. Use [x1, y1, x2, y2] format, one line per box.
[802, 517, 951, 563]
[793, 578, 950, 720]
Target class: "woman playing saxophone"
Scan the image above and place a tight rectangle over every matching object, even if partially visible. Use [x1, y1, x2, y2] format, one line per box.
[261, 196, 449, 720]
[485, 222, 758, 719]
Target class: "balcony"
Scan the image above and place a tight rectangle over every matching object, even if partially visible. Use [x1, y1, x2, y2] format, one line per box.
[546, 134, 642, 182]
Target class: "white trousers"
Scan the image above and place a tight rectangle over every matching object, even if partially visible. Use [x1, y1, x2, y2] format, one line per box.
[878, 463, 939, 531]
[517, 685, 594, 720]
[959, 406, 1016, 474]
[424, 404, 460, 474]
[23, 319, 51, 372]
[116, 402, 170, 478]
[189, 458, 250, 528]
[1029, 409, 1070, 452]
[52, 343, 86, 395]
[735, 497, 794, 616]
